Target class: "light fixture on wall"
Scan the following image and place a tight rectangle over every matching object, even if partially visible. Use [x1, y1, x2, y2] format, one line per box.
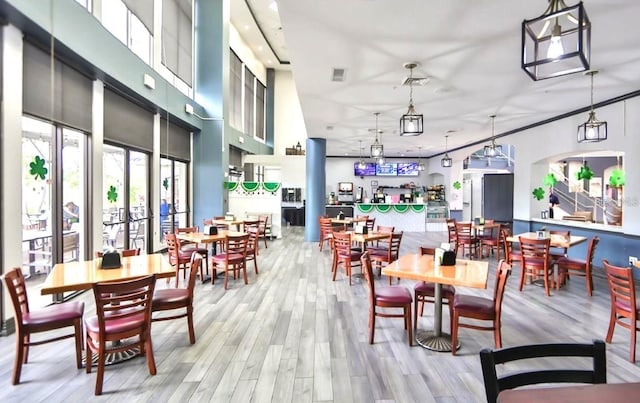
[483, 115, 502, 158]
[357, 140, 367, 169]
[417, 146, 426, 171]
[399, 62, 423, 136]
[370, 112, 384, 158]
[441, 135, 452, 168]
[522, 0, 591, 81]
[577, 70, 607, 143]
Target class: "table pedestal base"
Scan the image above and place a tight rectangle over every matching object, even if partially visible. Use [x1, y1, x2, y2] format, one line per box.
[83, 346, 140, 367]
[415, 330, 460, 352]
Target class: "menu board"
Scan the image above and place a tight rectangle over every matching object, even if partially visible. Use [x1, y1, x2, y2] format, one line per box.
[398, 162, 420, 176]
[376, 163, 398, 176]
[354, 162, 377, 176]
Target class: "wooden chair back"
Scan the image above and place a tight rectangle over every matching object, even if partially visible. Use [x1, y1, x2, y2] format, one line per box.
[2, 269, 30, 324]
[519, 237, 550, 266]
[479, 339, 606, 403]
[493, 260, 511, 317]
[365, 218, 376, 232]
[165, 233, 182, 264]
[419, 246, 436, 256]
[603, 259, 636, 321]
[360, 252, 376, 306]
[95, 248, 140, 258]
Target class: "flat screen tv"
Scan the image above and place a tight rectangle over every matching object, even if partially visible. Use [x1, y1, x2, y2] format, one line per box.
[376, 162, 398, 176]
[354, 162, 377, 176]
[397, 162, 420, 176]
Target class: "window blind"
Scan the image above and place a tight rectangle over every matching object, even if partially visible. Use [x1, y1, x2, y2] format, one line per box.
[122, 0, 154, 34]
[160, 118, 191, 161]
[162, 0, 193, 86]
[104, 88, 153, 152]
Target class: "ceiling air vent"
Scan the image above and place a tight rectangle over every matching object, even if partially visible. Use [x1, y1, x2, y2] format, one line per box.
[401, 76, 430, 86]
[331, 68, 346, 82]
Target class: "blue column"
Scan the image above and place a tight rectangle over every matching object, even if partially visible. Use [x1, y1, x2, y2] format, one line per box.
[305, 138, 326, 242]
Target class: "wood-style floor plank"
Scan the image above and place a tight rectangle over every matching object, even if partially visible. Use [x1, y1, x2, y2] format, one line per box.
[1, 227, 640, 402]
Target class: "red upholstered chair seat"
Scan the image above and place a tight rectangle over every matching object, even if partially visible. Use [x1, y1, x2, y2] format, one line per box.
[375, 286, 412, 304]
[556, 257, 586, 269]
[613, 299, 640, 312]
[453, 294, 494, 316]
[414, 282, 455, 298]
[85, 312, 145, 335]
[212, 252, 244, 263]
[153, 288, 189, 305]
[22, 302, 84, 325]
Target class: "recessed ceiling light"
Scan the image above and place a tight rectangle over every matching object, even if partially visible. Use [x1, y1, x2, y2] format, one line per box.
[257, 46, 263, 51]
[267, 60, 273, 64]
[244, 24, 250, 30]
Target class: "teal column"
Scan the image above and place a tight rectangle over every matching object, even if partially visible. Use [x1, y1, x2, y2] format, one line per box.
[192, 0, 227, 228]
[305, 138, 326, 242]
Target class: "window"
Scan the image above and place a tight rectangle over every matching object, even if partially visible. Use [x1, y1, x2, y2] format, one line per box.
[101, 0, 153, 65]
[129, 13, 151, 65]
[244, 67, 255, 137]
[159, 158, 189, 246]
[101, 0, 127, 45]
[162, 0, 193, 87]
[230, 51, 243, 130]
[255, 79, 266, 141]
[75, 0, 92, 12]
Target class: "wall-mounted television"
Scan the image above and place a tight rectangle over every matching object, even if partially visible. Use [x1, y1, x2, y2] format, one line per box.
[376, 162, 398, 176]
[397, 162, 420, 176]
[354, 162, 377, 176]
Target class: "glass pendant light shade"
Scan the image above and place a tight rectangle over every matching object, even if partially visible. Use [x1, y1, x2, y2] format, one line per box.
[522, 0, 590, 81]
[483, 115, 502, 158]
[399, 62, 423, 136]
[370, 112, 385, 158]
[417, 146, 426, 171]
[357, 140, 367, 168]
[441, 135, 452, 167]
[577, 70, 607, 143]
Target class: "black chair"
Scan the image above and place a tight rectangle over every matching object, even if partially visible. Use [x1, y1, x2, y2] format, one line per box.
[479, 339, 607, 403]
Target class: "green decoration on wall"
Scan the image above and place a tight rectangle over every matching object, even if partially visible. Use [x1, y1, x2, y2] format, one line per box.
[262, 182, 281, 193]
[376, 204, 392, 213]
[609, 168, 626, 187]
[29, 156, 48, 180]
[532, 187, 545, 201]
[224, 181, 239, 191]
[162, 177, 169, 191]
[240, 182, 260, 193]
[107, 185, 118, 203]
[410, 204, 425, 213]
[357, 204, 374, 213]
[543, 173, 558, 188]
[576, 164, 594, 180]
[393, 204, 409, 213]
[453, 181, 461, 190]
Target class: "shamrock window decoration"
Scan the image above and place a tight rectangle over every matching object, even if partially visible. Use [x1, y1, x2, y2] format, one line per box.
[609, 168, 625, 187]
[532, 187, 545, 201]
[29, 155, 48, 180]
[576, 163, 594, 180]
[107, 185, 118, 203]
[162, 178, 169, 191]
[452, 181, 461, 190]
[543, 173, 557, 188]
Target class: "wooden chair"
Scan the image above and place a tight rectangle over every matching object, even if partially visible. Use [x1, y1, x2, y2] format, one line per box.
[549, 229, 570, 262]
[360, 252, 413, 346]
[331, 231, 362, 286]
[1, 268, 84, 385]
[367, 225, 395, 252]
[500, 229, 520, 267]
[85, 274, 156, 395]
[519, 237, 553, 296]
[556, 237, 599, 295]
[318, 217, 334, 252]
[603, 260, 640, 362]
[479, 339, 606, 403]
[480, 224, 501, 260]
[152, 253, 202, 345]
[451, 260, 511, 356]
[95, 248, 140, 258]
[212, 233, 250, 290]
[446, 218, 457, 252]
[414, 246, 456, 333]
[455, 222, 479, 259]
[257, 214, 270, 248]
[165, 233, 194, 287]
[175, 226, 209, 275]
[369, 232, 403, 284]
[245, 227, 260, 275]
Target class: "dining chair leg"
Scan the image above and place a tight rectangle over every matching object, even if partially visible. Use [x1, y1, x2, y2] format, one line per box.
[12, 332, 24, 385]
[605, 311, 616, 343]
[74, 319, 83, 369]
[187, 307, 196, 344]
[369, 308, 375, 344]
[631, 324, 637, 363]
[494, 318, 502, 348]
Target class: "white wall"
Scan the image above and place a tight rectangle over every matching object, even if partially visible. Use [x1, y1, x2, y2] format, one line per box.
[274, 70, 307, 155]
[229, 23, 266, 84]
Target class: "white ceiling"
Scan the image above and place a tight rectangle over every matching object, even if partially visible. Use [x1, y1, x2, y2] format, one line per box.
[232, 0, 640, 159]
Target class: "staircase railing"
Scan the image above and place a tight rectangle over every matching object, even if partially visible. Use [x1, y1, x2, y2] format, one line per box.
[548, 167, 606, 222]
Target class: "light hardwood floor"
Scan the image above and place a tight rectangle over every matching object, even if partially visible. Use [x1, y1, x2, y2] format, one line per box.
[1, 227, 639, 402]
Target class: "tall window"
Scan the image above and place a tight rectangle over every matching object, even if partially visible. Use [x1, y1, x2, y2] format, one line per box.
[162, 0, 193, 91]
[101, 0, 152, 65]
[230, 51, 243, 130]
[256, 79, 266, 141]
[159, 158, 189, 245]
[244, 67, 256, 137]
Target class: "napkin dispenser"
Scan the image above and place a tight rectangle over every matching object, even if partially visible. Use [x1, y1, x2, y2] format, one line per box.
[354, 223, 367, 234]
[100, 249, 121, 269]
[209, 225, 218, 235]
[442, 251, 456, 266]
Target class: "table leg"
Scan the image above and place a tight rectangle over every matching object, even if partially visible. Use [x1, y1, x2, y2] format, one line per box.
[415, 282, 460, 352]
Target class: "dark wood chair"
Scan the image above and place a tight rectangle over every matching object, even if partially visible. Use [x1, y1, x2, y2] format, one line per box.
[360, 252, 413, 346]
[367, 225, 395, 253]
[451, 260, 511, 356]
[152, 253, 202, 345]
[455, 222, 479, 259]
[501, 229, 520, 267]
[549, 229, 571, 262]
[245, 227, 260, 275]
[414, 246, 456, 333]
[331, 231, 362, 286]
[85, 274, 156, 395]
[1, 268, 84, 385]
[446, 218, 457, 252]
[212, 233, 250, 290]
[479, 339, 606, 403]
[556, 237, 599, 295]
[318, 217, 334, 252]
[369, 232, 403, 284]
[480, 224, 501, 260]
[603, 259, 640, 362]
[258, 214, 270, 248]
[175, 226, 209, 275]
[519, 237, 553, 296]
[165, 233, 194, 287]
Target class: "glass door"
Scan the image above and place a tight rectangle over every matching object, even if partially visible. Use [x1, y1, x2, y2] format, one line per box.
[159, 157, 189, 247]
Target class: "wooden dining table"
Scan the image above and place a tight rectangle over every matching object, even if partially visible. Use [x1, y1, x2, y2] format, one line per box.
[506, 232, 587, 249]
[211, 218, 245, 231]
[382, 253, 489, 351]
[497, 382, 640, 402]
[41, 253, 175, 295]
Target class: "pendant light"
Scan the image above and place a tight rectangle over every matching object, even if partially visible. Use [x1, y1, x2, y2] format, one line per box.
[399, 62, 423, 136]
[357, 140, 366, 169]
[417, 146, 425, 171]
[441, 135, 452, 168]
[370, 112, 384, 158]
[577, 70, 607, 143]
[483, 115, 502, 157]
[522, 0, 590, 81]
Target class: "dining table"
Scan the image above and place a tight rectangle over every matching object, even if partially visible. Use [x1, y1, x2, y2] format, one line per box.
[211, 218, 245, 232]
[382, 253, 489, 351]
[176, 230, 246, 282]
[497, 382, 640, 402]
[506, 231, 587, 249]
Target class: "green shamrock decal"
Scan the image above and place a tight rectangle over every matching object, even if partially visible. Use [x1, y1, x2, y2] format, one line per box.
[543, 173, 557, 188]
[532, 187, 545, 201]
[453, 181, 461, 190]
[609, 168, 625, 187]
[162, 178, 169, 190]
[576, 164, 594, 180]
[29, 156, 48, 180]
[107, 185, 118, 203]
